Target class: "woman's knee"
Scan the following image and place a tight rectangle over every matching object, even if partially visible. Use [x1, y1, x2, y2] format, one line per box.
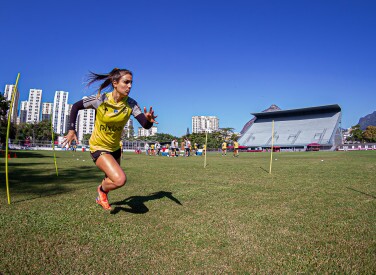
[113, 172, 127, 187]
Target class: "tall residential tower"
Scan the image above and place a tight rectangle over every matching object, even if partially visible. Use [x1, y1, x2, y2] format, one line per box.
[52, 91, 69, 134]
[42, 102, 53, 121]
[26, 89, 42, 123]
[76, 98, 95, 144]
[4, 84, 20, 124]
[192, 116, 219, 133]
[19, 101, 28, 123]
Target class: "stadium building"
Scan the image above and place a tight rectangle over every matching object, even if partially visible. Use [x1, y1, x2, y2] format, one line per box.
[238, 104, 342, 151]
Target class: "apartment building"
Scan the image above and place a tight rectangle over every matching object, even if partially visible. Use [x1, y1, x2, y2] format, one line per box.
[26, 89, 42, 123]
[19, 101, 28, 123]
[4, 84, 20, 124]
[76, 106, 95, 144]
[192, 116, 219, 133]
[138, 126, 157, 137]
[42, 102, 53, 121]
[52, 91, 69, 134]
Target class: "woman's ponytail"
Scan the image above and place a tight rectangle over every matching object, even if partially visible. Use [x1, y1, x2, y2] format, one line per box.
[86, 68, 133, 97]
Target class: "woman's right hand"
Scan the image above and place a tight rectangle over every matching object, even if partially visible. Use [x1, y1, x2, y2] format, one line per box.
[62, 130, 78, 148]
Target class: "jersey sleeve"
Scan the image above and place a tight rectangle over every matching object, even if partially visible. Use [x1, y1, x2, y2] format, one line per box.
[82, 94, 105, 109]
[127, 97, 153, 129]
[127, 97, 142, 117]
[68, 94, 104, 131]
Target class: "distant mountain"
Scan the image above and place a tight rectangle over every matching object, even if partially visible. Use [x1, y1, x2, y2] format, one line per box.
[358, 111, 376, 130]
[240, 104, 282, 134]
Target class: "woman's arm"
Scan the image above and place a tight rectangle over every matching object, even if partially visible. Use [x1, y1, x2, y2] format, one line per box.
[62, 99, 85, 147]
[135, 106, 158, 129]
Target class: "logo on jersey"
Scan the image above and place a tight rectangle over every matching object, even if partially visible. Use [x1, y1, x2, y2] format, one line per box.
[99, 124, 123, 132]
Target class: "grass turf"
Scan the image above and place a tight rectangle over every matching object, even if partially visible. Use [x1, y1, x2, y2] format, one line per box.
[0, 150, 375, 273]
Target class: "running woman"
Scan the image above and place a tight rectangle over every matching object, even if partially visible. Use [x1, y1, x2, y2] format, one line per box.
[62, 68, 158, 210]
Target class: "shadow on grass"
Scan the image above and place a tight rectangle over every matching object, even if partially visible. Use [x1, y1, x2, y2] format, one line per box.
[259, 166, 269, 173]
[11, 185, 95, 204]
[0, 152, 102, 203]
[110, 191, 182, 215]
[0, 150, 58, 159]
[346, 187, 376, 199]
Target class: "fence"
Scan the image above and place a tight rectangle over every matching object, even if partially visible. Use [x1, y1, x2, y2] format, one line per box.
[6, 139, 155, 152]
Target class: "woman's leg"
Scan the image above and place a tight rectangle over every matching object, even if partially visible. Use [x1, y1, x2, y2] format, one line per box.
[96, 154, 126, 192]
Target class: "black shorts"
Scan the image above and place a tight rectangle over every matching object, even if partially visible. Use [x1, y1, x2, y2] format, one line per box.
[90, 148, 121, 163]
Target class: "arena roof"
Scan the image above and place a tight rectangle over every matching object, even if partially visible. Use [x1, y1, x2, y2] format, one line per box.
[251, 104, 341, 119]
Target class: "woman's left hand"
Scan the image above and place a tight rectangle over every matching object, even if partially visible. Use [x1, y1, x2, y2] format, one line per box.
[144, 106, 158, 124]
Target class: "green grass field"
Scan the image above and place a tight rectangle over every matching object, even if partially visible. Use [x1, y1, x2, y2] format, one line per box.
[1, 150, 375, 273]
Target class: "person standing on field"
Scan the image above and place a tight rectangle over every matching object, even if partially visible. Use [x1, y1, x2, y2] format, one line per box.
[233, 140, 239, 157]
[150, 143, 155, 156]
[181, 139, 185, 155]
[221, 141, 227, 156]
[119, 140, 123, 159]
[144, 143, 150, 155]
[185, 138, 191, 157]
[175, 139, 179, 157]
[170, 139, 176, 157]
[62, 68, 158, 211]
[155, 141, 161, 156]
[194, 142, 198, 156]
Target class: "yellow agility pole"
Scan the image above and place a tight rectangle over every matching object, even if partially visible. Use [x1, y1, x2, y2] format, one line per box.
[204, 130, 208, 168]
[51, 122, 58, 176]
[5, 73, 20, 204]
[269, 120, 275, 174]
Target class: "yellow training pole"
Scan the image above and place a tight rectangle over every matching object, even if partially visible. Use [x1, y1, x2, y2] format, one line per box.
[204, 130, 208, 168]
[5, 73, 20, 204]
[269, 120, 274, 174]
[51, 123, 58, 176]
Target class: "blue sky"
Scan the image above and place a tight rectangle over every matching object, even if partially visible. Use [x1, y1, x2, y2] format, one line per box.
[1, 0, 375, 136]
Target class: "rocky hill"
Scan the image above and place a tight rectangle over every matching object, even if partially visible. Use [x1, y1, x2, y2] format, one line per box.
[358, 111, 376, 130]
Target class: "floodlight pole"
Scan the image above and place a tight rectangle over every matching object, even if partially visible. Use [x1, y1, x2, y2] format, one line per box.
[269, 120, 274, 174]
[50, 121, 58, 176]
[204, 129, 208, 168]
[204, 118, 209, 168]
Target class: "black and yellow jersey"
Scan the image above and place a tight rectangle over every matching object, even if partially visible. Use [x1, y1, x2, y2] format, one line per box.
[69, 92, 152, 153]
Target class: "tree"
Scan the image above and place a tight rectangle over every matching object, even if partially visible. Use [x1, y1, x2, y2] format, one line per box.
[128, 125, 134, 138]
[185, 132, 222, 150]
[150, 133, 177, 143]
[15, 122, 33, 145]
[218, 127, 234, 141]
[347, 124, 364, 142]
[230, 133, 239, 142]
[122, 124, 135, 140]
[0, 93, 16, 147]
[36, 120, 53, 141]
[363, 126, 376, 142]
[82, 133, 92, 145]
[0, 93, 9, 144]
[14, 120, 57, 146]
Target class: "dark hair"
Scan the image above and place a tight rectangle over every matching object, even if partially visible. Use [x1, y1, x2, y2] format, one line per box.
[86, 68, 133, 96]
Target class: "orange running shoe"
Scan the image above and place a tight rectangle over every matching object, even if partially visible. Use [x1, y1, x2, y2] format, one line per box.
[96, 185, 112, 210]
